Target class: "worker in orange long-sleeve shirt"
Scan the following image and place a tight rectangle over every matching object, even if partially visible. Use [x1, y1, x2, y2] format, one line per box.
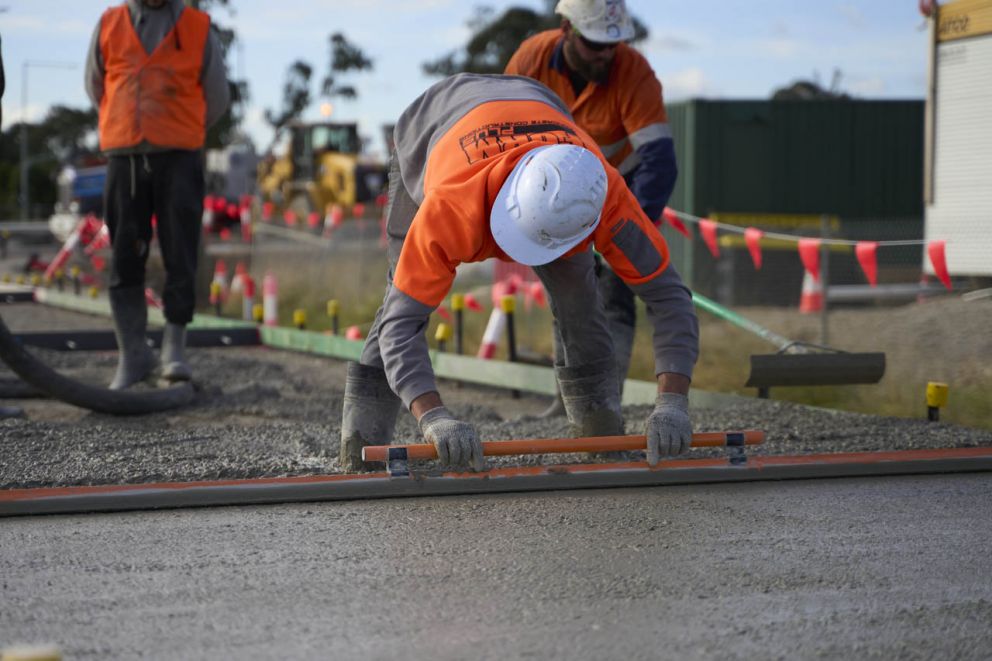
[506, 0, 678, 408]
[339, 74, 697, 473]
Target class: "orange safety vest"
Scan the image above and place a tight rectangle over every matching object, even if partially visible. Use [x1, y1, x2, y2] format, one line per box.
[98, 4, 210, 151]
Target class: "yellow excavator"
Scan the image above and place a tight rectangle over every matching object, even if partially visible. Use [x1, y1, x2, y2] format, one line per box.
[257, 121, 386, 215]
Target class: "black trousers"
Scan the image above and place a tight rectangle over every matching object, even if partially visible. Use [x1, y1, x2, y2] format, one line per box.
[104, 150, 204, 325]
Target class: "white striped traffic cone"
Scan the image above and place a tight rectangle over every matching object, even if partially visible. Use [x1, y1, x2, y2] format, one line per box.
[799, 271, 823, 314]
[477, 308, 506, 359]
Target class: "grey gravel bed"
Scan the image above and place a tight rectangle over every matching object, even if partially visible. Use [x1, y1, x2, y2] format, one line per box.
[2, 338, 990, 489]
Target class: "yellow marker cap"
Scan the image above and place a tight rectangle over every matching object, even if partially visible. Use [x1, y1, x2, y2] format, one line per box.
[450, 293, 465, 311]
[14, 275, 24, 285]
[326, 299, 339, 316]
[926, 381, 949, 408]
[1, 644, 62, 661]
[30, 275, 41, 286]
[1, 274, 9, 283]
[499, 294, 515, 314]
[434, 322, 453, 342]
[252, 303, 264, 322]
[293, 309, 307, 326]
[88, 286, 99, 298]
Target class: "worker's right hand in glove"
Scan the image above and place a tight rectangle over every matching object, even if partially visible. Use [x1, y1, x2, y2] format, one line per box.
[418, 406, 486, 472]
[646, 392, 692, 466]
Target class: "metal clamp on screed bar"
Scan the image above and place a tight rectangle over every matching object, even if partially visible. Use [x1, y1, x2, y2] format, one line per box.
[724, 432, 747, 465]
[387, 446, 410, 477]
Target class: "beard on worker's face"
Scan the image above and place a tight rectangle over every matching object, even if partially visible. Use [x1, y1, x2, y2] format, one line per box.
[563, 40, 612, 85]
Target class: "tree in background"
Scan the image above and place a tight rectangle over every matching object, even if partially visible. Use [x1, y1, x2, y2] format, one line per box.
[772, 69, 850, 101]
[322, 33, 374, 99]
[264, 33, 374, 151]
[423, 1, 649, 77]
[0, 106, 100, 218]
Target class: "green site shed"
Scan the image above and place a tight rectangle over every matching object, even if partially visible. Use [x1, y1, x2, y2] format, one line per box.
[662, 99, 925, 305]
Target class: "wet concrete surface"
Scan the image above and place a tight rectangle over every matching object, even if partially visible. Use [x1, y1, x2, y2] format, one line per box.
[2, 474, 991, 659]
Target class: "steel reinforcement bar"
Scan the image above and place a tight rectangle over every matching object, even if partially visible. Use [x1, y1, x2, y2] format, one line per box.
[2, 447, 990, 517]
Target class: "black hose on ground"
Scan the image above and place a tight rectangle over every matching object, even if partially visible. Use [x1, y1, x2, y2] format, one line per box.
[0, 313, 195, 415]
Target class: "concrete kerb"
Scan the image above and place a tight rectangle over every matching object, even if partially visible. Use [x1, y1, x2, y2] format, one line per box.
[31, 287, 746, 408]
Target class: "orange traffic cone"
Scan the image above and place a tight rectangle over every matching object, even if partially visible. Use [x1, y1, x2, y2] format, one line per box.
[799, 271, 823, 314]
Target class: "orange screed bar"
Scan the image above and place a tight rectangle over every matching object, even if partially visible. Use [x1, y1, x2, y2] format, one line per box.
[362, 431, 764, 463]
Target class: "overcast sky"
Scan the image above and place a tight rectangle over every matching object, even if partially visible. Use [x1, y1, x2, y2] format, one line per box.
[0, 0, 930, 155]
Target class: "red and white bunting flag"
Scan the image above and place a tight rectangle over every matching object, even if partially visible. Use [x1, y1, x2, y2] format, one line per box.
[927, 240, 952, 290]
[744, 227, 764, 270]
[662, 207, 691, 239]
[699, 219, 719, 258]
[855, 241, 879, 287]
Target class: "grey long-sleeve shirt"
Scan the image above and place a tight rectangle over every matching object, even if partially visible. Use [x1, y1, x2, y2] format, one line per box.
[85, 0, 230, 153]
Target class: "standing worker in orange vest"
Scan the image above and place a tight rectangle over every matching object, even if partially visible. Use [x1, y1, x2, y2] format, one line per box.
[506, 0, 678, 409]
[85, 0, 230, 389]
[340, 74, 697, 473]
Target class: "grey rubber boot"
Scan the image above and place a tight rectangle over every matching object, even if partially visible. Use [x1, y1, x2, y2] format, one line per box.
[339, 362, 402, 472]
[556, 356, 624, 438]
[160, 323, 192, 382]
[611, 321, 636, 399]
[109, 286, 155, 390]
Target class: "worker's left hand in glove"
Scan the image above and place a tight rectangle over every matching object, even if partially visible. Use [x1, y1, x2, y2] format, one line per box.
[646, 392, 692, 466]
[419, 406, 486, 472]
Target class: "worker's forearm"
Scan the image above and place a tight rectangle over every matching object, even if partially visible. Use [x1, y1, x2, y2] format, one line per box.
[376, 284, 440, 409]
[410, 391, 443, 420]
[657, 372, 690, 395]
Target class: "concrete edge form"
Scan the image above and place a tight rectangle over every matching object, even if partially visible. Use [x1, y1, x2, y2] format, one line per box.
[3, 447, 991, 517]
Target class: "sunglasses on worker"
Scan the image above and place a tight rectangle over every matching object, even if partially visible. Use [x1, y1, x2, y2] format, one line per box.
[573, 29, 617, 52]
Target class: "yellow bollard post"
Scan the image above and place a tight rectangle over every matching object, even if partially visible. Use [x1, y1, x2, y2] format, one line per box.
[451, 293, 465, 354]
[326, 299, 340, 335]
[209, 281, 223, 317]
[500, 294, 519, 399]
[434, 322, 453, 352]
[88, 286, 99, 299]
[293, 308, 307, 330]
[926, 381, 949, 422]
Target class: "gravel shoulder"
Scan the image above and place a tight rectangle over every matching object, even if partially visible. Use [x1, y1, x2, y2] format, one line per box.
[1, 302, 990, 490]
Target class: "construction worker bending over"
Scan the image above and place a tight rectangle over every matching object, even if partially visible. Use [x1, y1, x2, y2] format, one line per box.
[85, 0, 230, 389]
[506, 0, 677, 400]
[340, 74, 698, 473]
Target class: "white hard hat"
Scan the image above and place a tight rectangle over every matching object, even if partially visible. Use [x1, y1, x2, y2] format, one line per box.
[555, 0, 635, 43]
[490, 145, 607, 266]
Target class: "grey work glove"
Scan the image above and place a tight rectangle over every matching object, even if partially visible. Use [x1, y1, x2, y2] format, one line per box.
[419, 406, 486, 472]
[646, 393, 692, 466]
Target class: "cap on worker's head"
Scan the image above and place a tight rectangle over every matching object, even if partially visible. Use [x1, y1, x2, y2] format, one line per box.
[490, 144, 607, 266]
[555, 0, 635, 43]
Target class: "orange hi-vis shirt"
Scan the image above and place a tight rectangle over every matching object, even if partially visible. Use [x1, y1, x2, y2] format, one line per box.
[98, 4, 210, 152]
[392, 97, 671, 310]
[505, 29, 670, 176]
